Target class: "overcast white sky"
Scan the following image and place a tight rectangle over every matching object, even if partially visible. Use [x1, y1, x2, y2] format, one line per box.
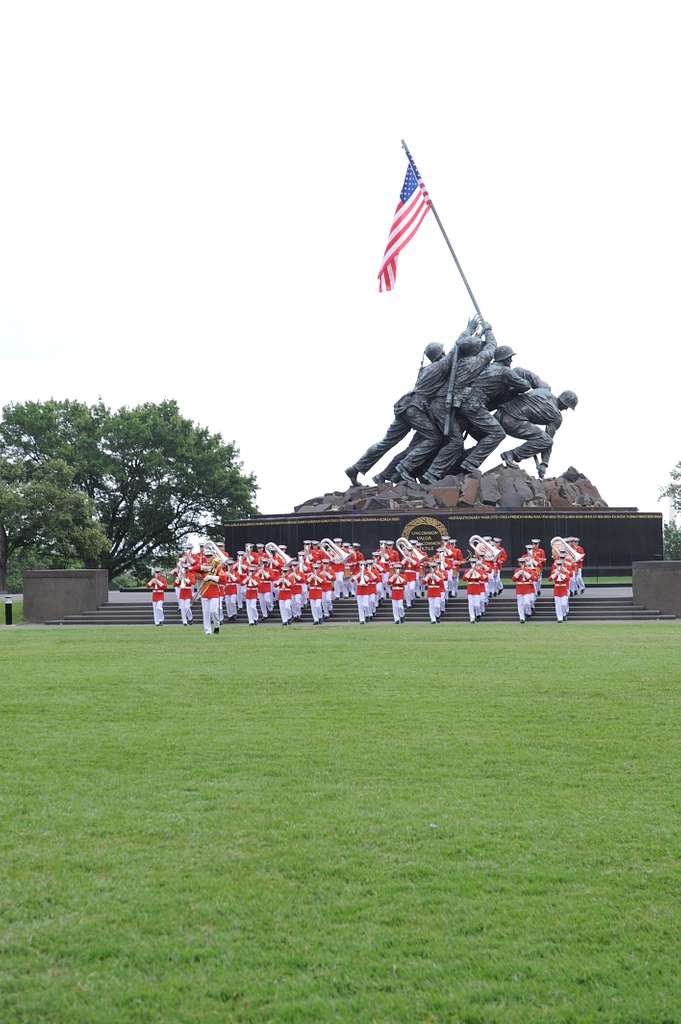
[1, 1, 679, 518]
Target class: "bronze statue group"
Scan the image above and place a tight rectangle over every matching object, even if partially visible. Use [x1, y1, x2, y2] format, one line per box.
[345, 316, 578, 488]
[146, 535, 586, 633]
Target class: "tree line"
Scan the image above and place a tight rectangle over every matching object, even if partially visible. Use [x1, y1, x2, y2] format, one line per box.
[661, 465, 681, 560]
[0, 399, 257, 591]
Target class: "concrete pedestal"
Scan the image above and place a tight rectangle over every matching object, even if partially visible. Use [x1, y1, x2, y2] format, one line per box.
[23, 569, 109, 623]
[633, 561, 681, 617]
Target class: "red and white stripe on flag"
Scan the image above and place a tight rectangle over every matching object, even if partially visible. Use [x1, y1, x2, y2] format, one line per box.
[377, 163, 431, 292]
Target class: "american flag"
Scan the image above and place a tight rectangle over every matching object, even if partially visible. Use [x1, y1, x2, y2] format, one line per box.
[377, 159, 431, 292]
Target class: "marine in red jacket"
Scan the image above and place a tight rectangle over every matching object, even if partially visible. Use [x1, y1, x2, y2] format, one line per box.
[146, 570, 168, 626]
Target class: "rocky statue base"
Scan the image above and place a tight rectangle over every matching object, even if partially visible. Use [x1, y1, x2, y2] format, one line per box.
[295, 465, 607, 515]
[225, 465, 663, 570]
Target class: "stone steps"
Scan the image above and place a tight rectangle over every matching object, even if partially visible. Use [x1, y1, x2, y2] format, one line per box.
[45, 596, 675, 626]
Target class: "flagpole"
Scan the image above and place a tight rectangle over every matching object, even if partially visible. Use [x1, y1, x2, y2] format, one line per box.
[401, 139, 483, 320]
[400, 140, 486, 435]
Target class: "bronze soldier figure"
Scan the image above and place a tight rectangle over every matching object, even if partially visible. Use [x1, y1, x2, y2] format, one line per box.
[497, 389, 578, 478]
[345, 318, 479, 486]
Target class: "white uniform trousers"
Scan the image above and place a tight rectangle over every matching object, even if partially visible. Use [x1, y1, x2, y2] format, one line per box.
[392, 598, 404, 623]
[516, 595, 534, 622]
[279, 598, 292, 624]
[334, 571, 344, 598]
[201, 597, 220, 634]
[439, 593, 446, 613]
[467, 595, 477, 622]
[224, 594, 237, 619]
[554, 595, 569, 621]
[451, 574, 459, 598]
[245, 598, 259, 624]
[291, 594, 302, 618]
[428, 597, 440, 623]
[178, 598, 192, 625]
[310, 598, 323, 623]
[152, 601, 164, 625]
[258, 592, 271, 617]
[356, 595, 368, 623]
[236, 585, 244, 610]
[322, 591, 333, 616]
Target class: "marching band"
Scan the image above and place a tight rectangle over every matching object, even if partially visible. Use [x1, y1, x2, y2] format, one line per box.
[146, 533, 587, 632]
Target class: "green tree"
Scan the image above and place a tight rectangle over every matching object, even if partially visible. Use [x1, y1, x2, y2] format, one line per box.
[660, 462, 681, 513]
[0, 457, 109, 591]
[662, 522, 681, 560]
[660, 463, 681, 561]
[0, 399, 257, 579]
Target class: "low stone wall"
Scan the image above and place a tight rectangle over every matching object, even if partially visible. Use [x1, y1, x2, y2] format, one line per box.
[23, 569, 109, 623]
[632, 561, 681, 617]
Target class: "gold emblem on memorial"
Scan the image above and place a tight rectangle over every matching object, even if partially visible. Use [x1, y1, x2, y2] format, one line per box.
[402, 516, 448, 555]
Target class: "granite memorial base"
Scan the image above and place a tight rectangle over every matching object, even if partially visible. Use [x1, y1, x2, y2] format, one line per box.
[226, 509, 663, 568]
[23, 569, 109, 623]
[633, 561, 681, 616]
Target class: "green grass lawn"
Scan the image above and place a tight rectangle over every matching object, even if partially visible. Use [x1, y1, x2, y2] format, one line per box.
[1, 624, 681, 1023]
